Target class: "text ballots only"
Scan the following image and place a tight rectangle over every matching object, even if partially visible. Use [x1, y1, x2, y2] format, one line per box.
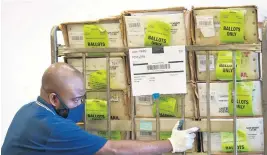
[129, 46, 187, 96]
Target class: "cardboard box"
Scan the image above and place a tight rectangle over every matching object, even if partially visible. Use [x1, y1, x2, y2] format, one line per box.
[197, 81, 262, 117]
[67, 57, 127, 90]
[191, 5, 259, 45]
[123, 7, 189, 47]
[135, 83, 196, 118]
[60, 16, 124, 48]
[86, 91, 130, 140]
[202, 118, 264, 153]
[135, 118, 197, 152]
[86, 91, 130, 120]
[195, 51, 260, 81]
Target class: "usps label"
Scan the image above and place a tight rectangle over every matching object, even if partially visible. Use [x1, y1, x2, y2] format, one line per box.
[129, 46, 187, 96]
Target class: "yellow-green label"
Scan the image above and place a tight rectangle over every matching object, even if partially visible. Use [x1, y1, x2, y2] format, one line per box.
[160, 132, 172, 140]
[86, 99, 107, 120]
[144, 20, 171, 46]
[221, 130, 249, 152]
[220, 9, 245, 43]
[89, 70, 107, 89]
[83, 25, 109, 48]
[97, 131, 121, 140]
[152, 96, 180, 117]
[86, 99, 122, 140]
[215, 51, 242, 80]
[228, 82, 253, 116]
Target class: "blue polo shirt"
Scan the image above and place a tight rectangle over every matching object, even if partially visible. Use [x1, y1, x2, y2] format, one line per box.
[1, 96, 107, 155]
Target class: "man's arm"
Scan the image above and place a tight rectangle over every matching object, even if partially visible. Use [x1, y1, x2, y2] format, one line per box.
[95, 140, 172, 155]
[95, 126, 199, 155]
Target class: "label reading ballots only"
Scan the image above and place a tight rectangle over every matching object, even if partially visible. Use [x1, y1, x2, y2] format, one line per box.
[129, 46, 187, 96]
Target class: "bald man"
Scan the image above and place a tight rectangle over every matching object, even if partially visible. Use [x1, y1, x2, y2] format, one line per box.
[1, 63, 199, 155]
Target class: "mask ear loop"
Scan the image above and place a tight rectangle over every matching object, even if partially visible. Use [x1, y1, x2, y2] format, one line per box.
[54, 94, 70, 118]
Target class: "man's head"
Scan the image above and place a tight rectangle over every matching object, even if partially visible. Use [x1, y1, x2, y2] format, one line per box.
[40, 62, 86, 113]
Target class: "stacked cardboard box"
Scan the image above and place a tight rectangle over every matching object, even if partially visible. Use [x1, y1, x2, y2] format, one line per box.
[191, 5, 264, 153]
[122, 7, 198, 152]
[60, 17, 131, 140]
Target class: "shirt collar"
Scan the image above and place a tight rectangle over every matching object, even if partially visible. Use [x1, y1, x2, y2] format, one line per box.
[37, 96, 56, 114]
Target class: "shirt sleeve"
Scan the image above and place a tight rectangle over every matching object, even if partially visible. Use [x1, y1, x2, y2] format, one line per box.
[45, 116, 107, 155]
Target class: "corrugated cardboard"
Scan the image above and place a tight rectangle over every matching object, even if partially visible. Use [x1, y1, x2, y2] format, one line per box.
[135, 83, 196, 118]
[122, 7, 190, 47]
[202, 118, 264, 153]
[86, 91, 130, 120]
[195, 51, 260, 81]
[59, 16, 125, 48]
[197, 81, 262, 117]
[191, 5, 259, 45]
[66, 57, 127, 90]
[86, 91, 130, 140]
[134, 118, 197, 152]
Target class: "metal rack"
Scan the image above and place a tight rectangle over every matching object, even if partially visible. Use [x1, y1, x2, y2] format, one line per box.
[50, 20, 267, 155]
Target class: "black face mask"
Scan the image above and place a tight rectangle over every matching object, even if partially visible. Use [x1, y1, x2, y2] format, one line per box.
[54, 94, 69, 119]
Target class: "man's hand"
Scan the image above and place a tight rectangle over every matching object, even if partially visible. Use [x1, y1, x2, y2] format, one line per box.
[168, 121, 199, 153]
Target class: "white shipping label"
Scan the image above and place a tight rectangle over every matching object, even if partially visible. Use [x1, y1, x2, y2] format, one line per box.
[200, 28, 216, 37]
[69, 32, 84, 45]
[110, 93, 119, 102]
[197, 55, 215, 72]
[137, 96, 152, 105]
[125, 17, 145, 36]
[196, 16, 214, 29]
[129, 46, 187, 96]
[196, 16, 215, 37]
[198, 83, 229, 116]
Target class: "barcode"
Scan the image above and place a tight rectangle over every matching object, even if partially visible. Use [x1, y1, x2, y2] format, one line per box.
[71, 36, 83, 40]
[198, 21, 212, 26]
[140, 131, 152, 136]
[138, 96, 151, 102]
[200, 60, 212, 65]
[147, 64, 170, 70]
[129, 23, 140, 28]
[219, 107, 228, 113]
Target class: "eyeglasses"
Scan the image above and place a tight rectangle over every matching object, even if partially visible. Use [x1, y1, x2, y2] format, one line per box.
[71, 95, 86, 104]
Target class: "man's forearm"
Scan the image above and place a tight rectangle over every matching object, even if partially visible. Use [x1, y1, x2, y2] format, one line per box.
[96, 140, 173, 155]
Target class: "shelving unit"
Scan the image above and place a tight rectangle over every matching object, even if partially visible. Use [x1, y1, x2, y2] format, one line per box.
[50, 18, 267, 155]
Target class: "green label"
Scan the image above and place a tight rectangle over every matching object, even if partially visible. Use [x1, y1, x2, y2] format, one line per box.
[83, 25, 109, 48]
[220, 9, 245, 43]
[221, 130, 249, 152]
[86, 99, 122, 140]
[97, 131, 121, 140]
[88, 70, 107, 89]
[86, 99, 107, 120]
[160, 132, 172, 140]
[144, 20, 171, 46]
[152, 96, 180, 117]
[215, 51, 242, 80]
[228, 82, 253, 116]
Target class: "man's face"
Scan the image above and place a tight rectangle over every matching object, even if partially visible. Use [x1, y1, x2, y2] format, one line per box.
[60, 76, 86, 109]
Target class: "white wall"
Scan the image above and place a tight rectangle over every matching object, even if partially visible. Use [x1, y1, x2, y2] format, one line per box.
[1, 0, 267, 146]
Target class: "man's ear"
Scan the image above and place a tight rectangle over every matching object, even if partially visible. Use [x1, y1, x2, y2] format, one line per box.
[49, 93, 57, 107]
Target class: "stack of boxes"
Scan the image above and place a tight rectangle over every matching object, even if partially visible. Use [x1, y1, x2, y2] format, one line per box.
[191, 5, 264, 153]
[122, 7, 197, 146]
[58, 4, 264, 154]
[60, 16, 130, 140]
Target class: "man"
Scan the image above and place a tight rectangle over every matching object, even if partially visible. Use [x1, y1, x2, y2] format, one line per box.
[1, 62, 199, 155]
